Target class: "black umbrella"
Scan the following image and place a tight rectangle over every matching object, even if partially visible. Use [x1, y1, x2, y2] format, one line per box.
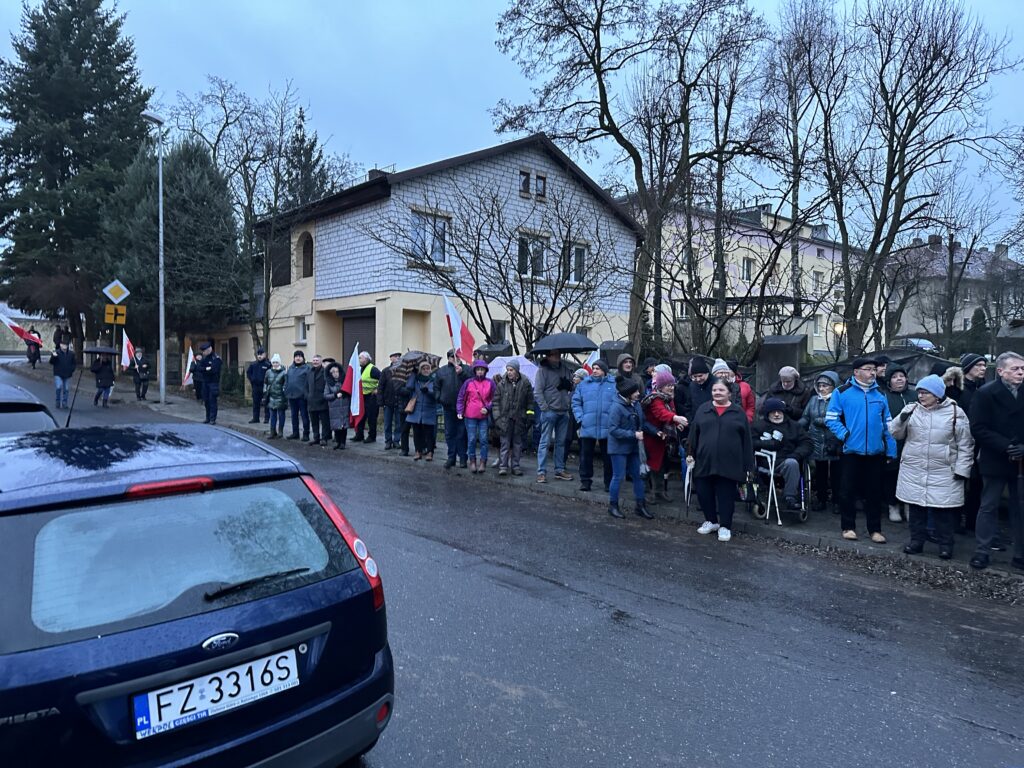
[82, 346, 118, 355]
[529, 332, 598, 356]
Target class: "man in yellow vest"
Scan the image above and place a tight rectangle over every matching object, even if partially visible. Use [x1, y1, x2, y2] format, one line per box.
[353, 351, 382, 443]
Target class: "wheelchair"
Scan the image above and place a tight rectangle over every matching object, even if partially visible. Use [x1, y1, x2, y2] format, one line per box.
[747, 449, 811, 525]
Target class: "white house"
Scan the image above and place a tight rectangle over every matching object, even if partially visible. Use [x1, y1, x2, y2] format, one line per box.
[203, 133, 641, 368]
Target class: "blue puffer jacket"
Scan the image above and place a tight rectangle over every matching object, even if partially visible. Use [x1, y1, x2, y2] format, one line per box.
[571, 375, 617, 439]
[607, 396, 657, 454]
[826, 379, 896, 458]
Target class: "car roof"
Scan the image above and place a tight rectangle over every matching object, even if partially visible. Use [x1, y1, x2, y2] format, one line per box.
[0, 381, 47, 406]
[0, 424, 305, 512]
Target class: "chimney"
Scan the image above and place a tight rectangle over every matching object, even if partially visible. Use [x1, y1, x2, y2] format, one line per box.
[952, 240, 961, 252]
[911, 237, 923, 246]
[927, 234, 942, 249]
[367, 168, 387, 181]
[996, 243, 1009, 259]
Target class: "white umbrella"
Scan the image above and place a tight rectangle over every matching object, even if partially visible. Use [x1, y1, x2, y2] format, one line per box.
[488, 355, 538, 385]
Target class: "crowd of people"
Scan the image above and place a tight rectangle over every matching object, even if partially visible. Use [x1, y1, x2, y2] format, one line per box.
[218, 343, 1021, 570]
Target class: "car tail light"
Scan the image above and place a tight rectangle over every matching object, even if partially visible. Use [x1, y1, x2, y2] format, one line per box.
[126, 476, 214, 499]
[301, 475, 384, 610]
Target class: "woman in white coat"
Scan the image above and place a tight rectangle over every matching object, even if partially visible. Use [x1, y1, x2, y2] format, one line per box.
[888, 374, 974, 559]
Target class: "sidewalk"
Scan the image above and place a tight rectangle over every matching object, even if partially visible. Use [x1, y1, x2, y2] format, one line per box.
[143, 391, 1024, 585]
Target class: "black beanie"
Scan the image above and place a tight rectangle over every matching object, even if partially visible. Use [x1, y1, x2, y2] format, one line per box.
[616, 375, 640, 398]
[690, 357, 710, 375]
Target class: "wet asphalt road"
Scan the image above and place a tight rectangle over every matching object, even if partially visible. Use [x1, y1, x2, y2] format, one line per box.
[4, 359, 1023, 767]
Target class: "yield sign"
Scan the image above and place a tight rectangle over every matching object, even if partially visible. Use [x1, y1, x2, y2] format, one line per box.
[103, 279, 131, 304]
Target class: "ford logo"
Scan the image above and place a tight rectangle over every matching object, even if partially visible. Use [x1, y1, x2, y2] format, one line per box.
[201, 632, 239, 652]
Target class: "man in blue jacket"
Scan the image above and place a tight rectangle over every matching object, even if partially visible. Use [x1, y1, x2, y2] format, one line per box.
[826, 356, 896, 543]
[571, 359, 617, 492]
[284, 350, 311, 440]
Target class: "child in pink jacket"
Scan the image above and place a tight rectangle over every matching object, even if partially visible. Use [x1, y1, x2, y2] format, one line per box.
[457, 360, 495, 473]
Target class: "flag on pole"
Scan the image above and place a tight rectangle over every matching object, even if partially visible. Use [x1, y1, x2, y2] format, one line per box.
[183, 347, 195, 386]
[442, 296, 476, 361]
[341, 343, 365, 428]
[0, 312, 44, 347]
[120, 329, 136, 371]
[582, 349, 601, 374]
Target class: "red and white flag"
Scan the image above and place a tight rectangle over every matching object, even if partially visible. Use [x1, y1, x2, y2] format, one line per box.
[120, 329, 136, 371]
[0, 312, 44, 347]
[341, 343, 365, 428]
[443, 295, 476, 362]
[183, 347, 195, 386]
[582, 349, 601, 374]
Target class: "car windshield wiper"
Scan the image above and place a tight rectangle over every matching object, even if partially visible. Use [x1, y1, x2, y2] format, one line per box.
[204, 567, 311, 602]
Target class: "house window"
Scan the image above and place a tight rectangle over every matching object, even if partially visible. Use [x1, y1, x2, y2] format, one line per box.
[561, 242, 586, 283]
[518, 235, 547, 278]
[411, 211, 448, 263]
[963, 317, 970, 331]
[816, 247, 825, 260]
[296, 317, 308, 344]
[490, 319, 509, 342]
[742, 257, 755, 282]
[813, 271, 825, 293]
[814, 314, 823, 336]
[676, 300, 689, 320]
[963, 285, 972, 301]
[535, 174, 547, 199]
[301, 235, 314, 278]
[519, 170, 531, 196]
[575, 325, 591, 337]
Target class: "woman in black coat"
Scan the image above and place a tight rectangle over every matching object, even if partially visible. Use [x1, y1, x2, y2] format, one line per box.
[90, 353, 115, 408]
[687, 379, 754, 542]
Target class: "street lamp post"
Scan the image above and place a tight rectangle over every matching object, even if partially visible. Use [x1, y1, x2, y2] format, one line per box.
[142, 111, 166, 404]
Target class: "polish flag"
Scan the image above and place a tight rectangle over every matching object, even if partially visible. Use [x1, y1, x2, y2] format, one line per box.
[183, 347, 195, 386]
[0, 312, 44, 347]
[582, 349, 601, 374]
[120, 329, 136, 371]
[341, 343, 365, 428]
[443, 296, 476, 361]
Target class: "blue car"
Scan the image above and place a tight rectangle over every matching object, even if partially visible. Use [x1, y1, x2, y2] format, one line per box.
[0, 424, 393, 767]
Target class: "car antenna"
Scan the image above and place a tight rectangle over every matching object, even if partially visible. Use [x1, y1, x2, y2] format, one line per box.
[65, 367, 84, 428]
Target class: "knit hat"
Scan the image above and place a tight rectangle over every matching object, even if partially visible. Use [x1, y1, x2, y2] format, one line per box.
[778, 365, 799, 380]
[616, 375, 640, 398]
[690, 356, 710, 375]
[653, 370, 676, 390]
[711, 358, 730, 375]
[654, 363, 672, 375]
[916, 374, 946, 399]
[726, 359, 739, 373]
[960, 353, 985, 372]
[293, 350, 305, 359]
[505, 358, 521, 372]
[929, 362, 951, 377]
[641, 357, 659, 371]
[762, 397, 787, 416]
[573, 368, 588, 380]
[270, 353, 282, 365]
[886, 363, 908, 379]
[874, 354, 892, 365]
[593, 359, 609, 373]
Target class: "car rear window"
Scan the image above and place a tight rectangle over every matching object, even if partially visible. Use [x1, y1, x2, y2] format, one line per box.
[0, 478, 359, 653]
[0, 408, 57, 434]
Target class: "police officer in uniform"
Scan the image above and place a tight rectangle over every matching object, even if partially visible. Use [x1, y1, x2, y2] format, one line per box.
[199, 342, 223, 424]
[246, 347, 272, 423]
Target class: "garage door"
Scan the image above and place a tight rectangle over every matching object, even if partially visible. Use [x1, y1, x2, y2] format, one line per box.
[340, 311, 375, 363]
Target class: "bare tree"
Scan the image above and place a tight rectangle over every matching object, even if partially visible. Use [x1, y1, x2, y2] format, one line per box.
[362, 174, 626, 354]
[807, 0, 1016, 354]
[494, 0, 772, 354]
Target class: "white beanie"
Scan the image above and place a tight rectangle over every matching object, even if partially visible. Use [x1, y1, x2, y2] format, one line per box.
[711, 358, 730, 375]
[653, 363, 672, 375]
[270, 353, 282, 364]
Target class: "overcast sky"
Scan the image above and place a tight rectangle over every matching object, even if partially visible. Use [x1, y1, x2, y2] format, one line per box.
[1, 0, 1021, 211]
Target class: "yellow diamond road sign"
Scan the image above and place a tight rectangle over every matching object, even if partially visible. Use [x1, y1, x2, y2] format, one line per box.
[103, 279, 130, 305]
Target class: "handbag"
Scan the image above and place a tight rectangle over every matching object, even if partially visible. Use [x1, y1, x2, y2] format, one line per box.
[404, 394, 418, 414]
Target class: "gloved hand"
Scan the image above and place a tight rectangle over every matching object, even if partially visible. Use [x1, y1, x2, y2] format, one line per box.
[813, 417, 825, 427]
[1008, 444, 1024, 460]
[899, 408, 913, 423]
[772, 430, 784, 442]
[760, 432, 773, 442]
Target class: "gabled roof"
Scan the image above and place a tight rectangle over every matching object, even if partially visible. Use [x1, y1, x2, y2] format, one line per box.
[257, 133, 642, 237]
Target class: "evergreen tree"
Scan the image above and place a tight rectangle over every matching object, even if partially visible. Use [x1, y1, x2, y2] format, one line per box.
[281, 107, 345, 210]
[0, 0, 151, 346]
[103, 140, 240, 346]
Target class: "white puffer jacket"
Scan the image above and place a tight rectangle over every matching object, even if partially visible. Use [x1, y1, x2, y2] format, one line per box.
[888, 399, 974, 508]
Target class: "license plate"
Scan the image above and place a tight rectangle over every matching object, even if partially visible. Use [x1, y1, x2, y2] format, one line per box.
[132, 649, 299, 740]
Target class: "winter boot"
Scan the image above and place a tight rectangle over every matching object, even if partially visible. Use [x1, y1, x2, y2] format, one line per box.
[608, 502, 624, 519]
[635, 500, 655, 520]
[269, 427, 278, 439]
[653, 471, 672, 503]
